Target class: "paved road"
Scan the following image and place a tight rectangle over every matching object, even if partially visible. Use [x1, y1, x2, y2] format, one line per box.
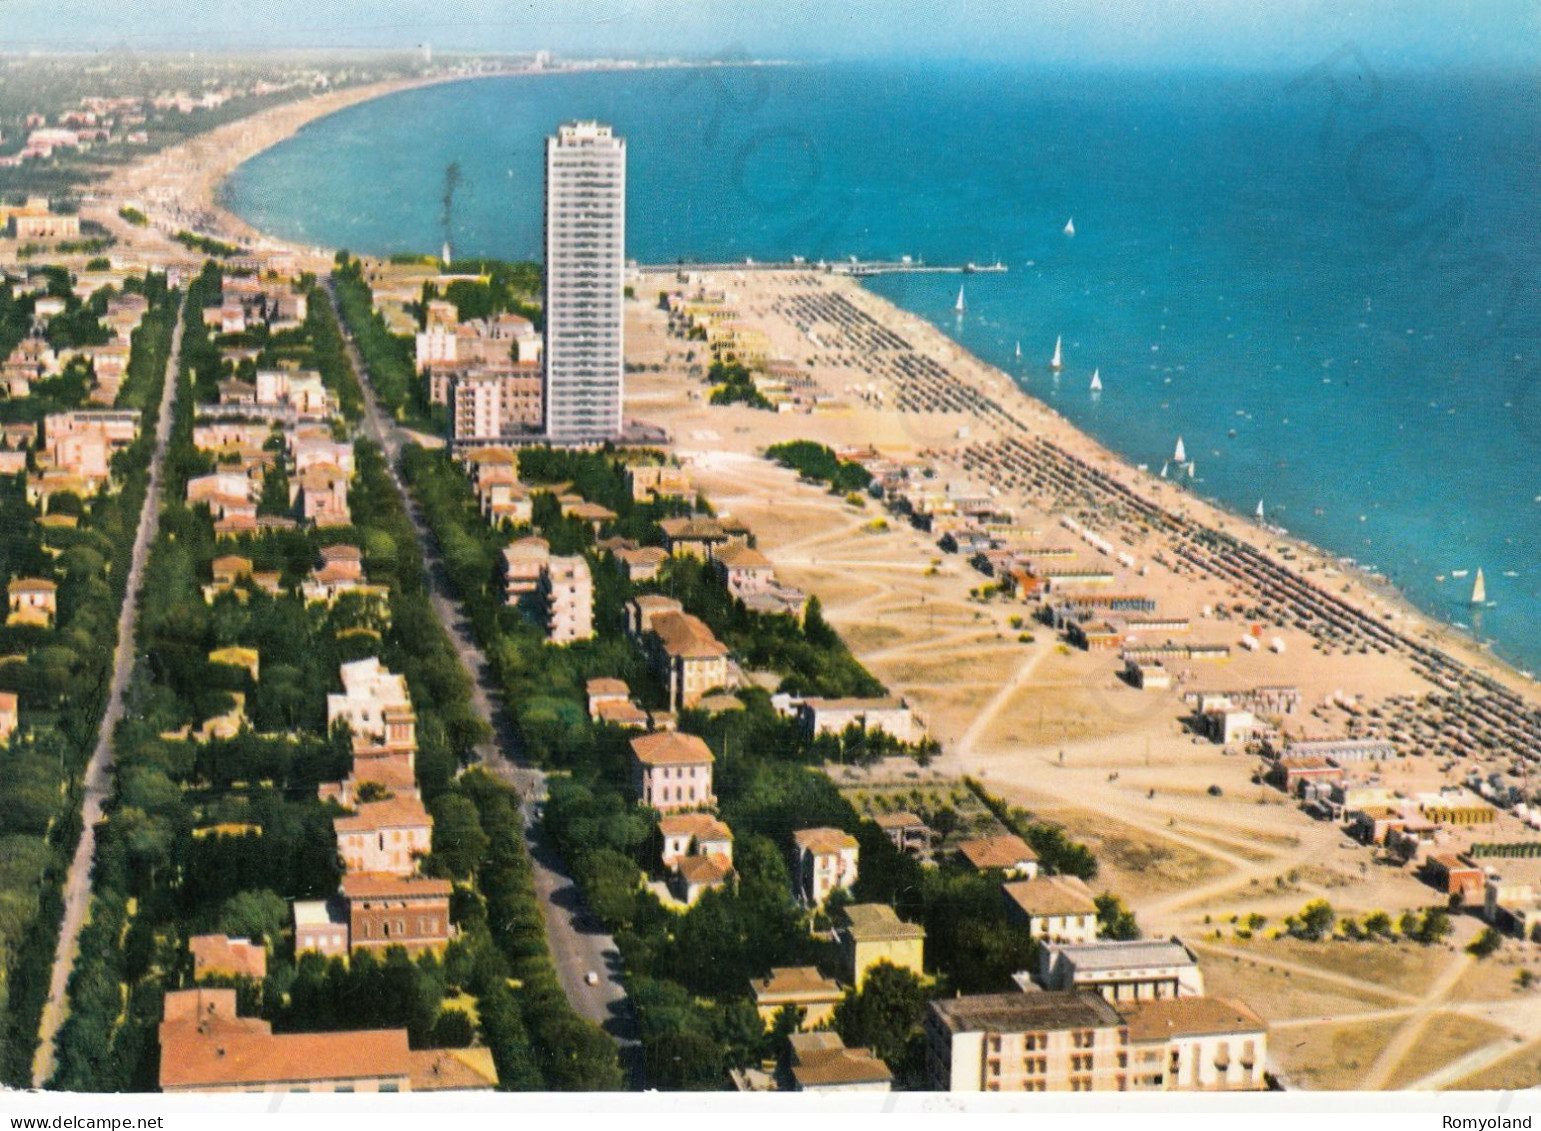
[33, 293, 188, 1089]
[323, 283, 640, 1078]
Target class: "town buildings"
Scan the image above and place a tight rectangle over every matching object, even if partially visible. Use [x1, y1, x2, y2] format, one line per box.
[629, 730, 715, 812]
[837, 903, 926, 989]
[1035, 939, 1205, 1003]
[1001, 875, 1100, 944]
[543, 121, 626, 443]
[925, 989, 1268, 1093]
[157, 989, 496, 1093]
[791, 827, 859, 905]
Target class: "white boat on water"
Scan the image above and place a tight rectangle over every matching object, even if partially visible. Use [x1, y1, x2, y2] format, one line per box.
[1256, 499, 1265, 521]
[1089, 368, 1102, 392]
[1015, 341, 1022, 360]
[1160, 462, 1169, 478]
[1173, 436, 1187, 463]
[1471, 569, 1487, 605]
[1064, 217, 1075, 236]
[1187, 460, 1197, 478]
[954, 286, 966, 315]
[1451, 569, 1470, 578]
[1049, 336, 1063, 371]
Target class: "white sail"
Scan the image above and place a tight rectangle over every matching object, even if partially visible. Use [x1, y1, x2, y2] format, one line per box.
[1471, 569, 1487, 605]
[1160, 462, 1169, 478]
[1090, 368, 1102, 392]
[955, 285, 966, 314]
[1015, 340, 1022, 360]
[1256, 499, 1265, 520]
[1064, 217, 1075, 236]
[1050, 335, 1063, 370]
[1173, 436, 1187, 463]
[1188, 460, 1197, 478]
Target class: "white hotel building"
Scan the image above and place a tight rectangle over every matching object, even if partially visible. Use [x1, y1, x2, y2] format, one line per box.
[543, 121, 626, 443]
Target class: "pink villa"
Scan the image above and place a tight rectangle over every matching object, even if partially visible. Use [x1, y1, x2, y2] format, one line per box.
[629, 731, 716, 813]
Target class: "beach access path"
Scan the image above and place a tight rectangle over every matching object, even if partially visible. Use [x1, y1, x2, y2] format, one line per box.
[322, 281, 641, 1077]
[33, 293, 187, 1089]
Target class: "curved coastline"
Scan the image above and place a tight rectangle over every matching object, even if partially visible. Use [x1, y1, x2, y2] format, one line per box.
[119, 70, 1541, 713]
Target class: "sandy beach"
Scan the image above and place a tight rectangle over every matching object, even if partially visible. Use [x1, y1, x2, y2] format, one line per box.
[87, 84, 1541, 1088]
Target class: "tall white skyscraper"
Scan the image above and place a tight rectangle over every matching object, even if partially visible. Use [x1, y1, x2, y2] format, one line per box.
[543, 120, 625, 443]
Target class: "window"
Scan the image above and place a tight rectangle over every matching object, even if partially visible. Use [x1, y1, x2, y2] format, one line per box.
[380, 1084, 399, 1093]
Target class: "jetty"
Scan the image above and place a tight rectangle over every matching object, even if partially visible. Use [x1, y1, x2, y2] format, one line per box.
[637, 257, 1007, 277]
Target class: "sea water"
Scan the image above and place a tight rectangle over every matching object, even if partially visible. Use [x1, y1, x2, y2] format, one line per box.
[224, 61, 1541, 672]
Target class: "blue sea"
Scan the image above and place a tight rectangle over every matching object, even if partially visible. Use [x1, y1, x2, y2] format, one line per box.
[225, 61, 1541, 673]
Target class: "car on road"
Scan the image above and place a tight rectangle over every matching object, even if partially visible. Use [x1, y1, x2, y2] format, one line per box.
[585, 971, 600, 986]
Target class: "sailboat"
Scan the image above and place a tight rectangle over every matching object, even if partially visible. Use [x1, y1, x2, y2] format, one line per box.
[1159, 462, 1169, 478]
[1187, 461, 1197, 478]
[1173, 436, 1187, 463]
[1471, 569, 1487, 605]
[1015, 341, 1022, 361]
[954, 286, 966, 315]
[1256, 499, 1265, 521]
[1089, 369, 1102, 392]
[1064, 217, 1075, 237]
[1049, 336, 1064, 371]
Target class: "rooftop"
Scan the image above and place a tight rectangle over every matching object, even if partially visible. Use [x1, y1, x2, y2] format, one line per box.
[340, 873, 453, 900]
[333, 795, 432, 833]
[407, 1047, 500, 1092]
[751, 966, 842, 1002]
[1120, 996, 1267, 1042]
[649, 610, 729, 659]
[957, 834, 1039, 871]
[929, 990, 1124, 1036]
[794, 826, 858, 855]
[630, 730, 715, 767]
[659, 812, 732, 841]
[840, 903, 925, 941]
[1001, 874, 1097, 917]
[1043, 938, 1198, 973]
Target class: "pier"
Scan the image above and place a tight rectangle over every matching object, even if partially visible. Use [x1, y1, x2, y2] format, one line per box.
[636, 257, 1007, 277]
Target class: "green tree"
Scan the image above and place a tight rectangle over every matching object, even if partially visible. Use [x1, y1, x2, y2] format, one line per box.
[1095, 893, 1141, 941]
[831, 961, 928, 1069]
[215, 889, 289, 950]
[429, 793, 490, 880]
[1296, 899, 1337, 941]
[1468, 927, 1503, 959]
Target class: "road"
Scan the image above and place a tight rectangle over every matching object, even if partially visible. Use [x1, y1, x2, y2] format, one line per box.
[323, 283, 640, 1078]
[32, 293, 187, 1089]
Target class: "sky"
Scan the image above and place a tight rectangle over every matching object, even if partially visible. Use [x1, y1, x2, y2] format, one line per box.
[1, 0, 1538, 71]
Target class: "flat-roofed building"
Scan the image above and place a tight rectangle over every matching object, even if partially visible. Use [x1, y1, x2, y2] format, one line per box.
[751, 967, 843, 1030]
[838, 903, 926, 990]
[502, 537, 550, 605]
[1036, 938, 1204, 1003]
[1002, 876, 1099, 944]
[326, 658, 415, 748]
[798, 697, 924, 745]
[543, 121, 625, 443]
[543, 554, 594, 643]
[925, 990, 1127, 1093]
[292, 897, 349, 957]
